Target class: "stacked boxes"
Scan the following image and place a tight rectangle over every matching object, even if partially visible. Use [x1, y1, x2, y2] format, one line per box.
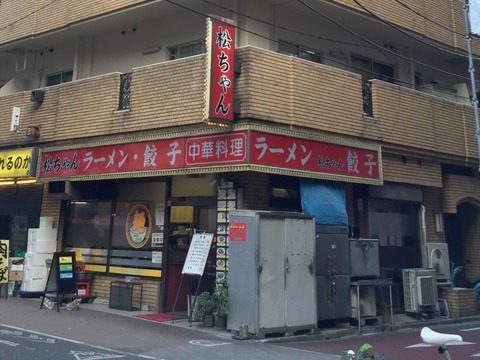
[21, 228, 57, 292]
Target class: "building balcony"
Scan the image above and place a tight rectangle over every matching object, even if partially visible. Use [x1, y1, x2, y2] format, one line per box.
[0, 46, 477, 166]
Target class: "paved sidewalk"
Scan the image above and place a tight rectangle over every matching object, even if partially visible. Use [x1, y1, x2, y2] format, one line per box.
[3, 295, 480, 345]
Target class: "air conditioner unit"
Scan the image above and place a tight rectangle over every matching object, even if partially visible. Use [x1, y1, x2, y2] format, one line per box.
[402, 268, 438, 313]
[427, 243, 451, 281]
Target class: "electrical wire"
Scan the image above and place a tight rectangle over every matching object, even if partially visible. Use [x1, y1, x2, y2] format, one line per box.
[167, 0, 475, 100]
[295, 0, 472, 82]
[0, 0, 476, 95]
[351, 0, 476, 61]
[393, 0, 465, 37]
[201, 0, 371, 48]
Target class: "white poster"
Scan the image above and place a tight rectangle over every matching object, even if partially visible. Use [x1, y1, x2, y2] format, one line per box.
[182, 233, 214, 276]
[152, 251, 162, 265]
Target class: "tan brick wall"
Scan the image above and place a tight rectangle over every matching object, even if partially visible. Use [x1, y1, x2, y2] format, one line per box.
[423, 187, 446, 244]
[371, 81, 476, 163]
[0, 0, 146, 44]
[2, 1, 478, 55]
[91, 275, 161, 311]
[439, 287, 479, 318]
[382, 154, 442, 187]
[1, 47, 477, 168]
[442, 174, 480, 213]
[332, 0, 480, 54]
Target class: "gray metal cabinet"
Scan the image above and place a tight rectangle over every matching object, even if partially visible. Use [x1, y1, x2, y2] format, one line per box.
[315, 225, 351, 321]
[227, 210, 316, 337]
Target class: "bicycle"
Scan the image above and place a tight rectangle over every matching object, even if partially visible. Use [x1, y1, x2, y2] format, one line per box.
[421, 327, 464, 360]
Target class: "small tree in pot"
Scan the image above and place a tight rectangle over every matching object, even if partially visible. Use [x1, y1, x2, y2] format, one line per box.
[193, 291, 214, 327]
[213, 279, 228, 328]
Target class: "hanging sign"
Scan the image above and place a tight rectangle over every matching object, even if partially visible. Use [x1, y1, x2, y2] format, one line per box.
[0, 147, 38, 178]
[205, 17, 235, 123]
[182, 233, 214, 276]
[0, 240, 9, 284]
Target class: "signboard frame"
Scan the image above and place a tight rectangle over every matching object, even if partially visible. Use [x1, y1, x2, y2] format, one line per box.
[41, 251, 78, 312]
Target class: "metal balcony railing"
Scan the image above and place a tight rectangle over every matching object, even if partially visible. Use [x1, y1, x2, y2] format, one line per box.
[118, 72, 132, 110]
[362, 80, 373, 117]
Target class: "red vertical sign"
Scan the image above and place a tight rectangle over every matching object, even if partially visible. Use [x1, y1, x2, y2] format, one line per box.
[207, 18, 235, 123]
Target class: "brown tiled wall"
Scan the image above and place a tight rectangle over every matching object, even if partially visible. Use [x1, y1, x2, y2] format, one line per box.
[0, 0, 145, 44]
[1, 47, 477, 166]
[439, 287, 480, 318]
[382, 155, 442, 187]
[2, 1, 478, 55]
[371, 81, 476, 162]
[332, 0, 479, 54]
[423, 187, 446, 244]
[442, 174, 480, 213]
[91, 275, 161, 311]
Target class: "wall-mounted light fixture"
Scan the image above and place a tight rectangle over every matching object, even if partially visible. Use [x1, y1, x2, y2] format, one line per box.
[0, 180, 15, 186]
[435, 213, 444, 233]
[16, 179, 37, 185]
[10, 106, 20, 132]
[141, 45, 161, 55]
[0, 178, 37, 186]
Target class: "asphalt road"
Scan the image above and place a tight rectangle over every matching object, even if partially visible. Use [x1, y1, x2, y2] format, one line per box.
[0, 297, 339, 360]
[276, 322, 480, 359]
[3, 297, 478, 360]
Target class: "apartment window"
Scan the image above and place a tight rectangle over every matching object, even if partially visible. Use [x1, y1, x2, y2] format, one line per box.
[168, 40, 205, 60]
[278, 40, 323, 64]
[46, 70, 73, 86]
[350, 54, 393, 83]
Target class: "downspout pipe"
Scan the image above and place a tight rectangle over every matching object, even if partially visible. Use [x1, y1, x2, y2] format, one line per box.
[462, 0, 480, 172]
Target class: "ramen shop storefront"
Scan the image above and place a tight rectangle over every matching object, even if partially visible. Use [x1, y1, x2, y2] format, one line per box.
[38, 125, 382, 311]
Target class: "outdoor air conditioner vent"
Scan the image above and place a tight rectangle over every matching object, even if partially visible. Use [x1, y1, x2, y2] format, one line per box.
[402, 268, 438, 313]
[417, 275, 437, 306]
[426, 243, 451, 281]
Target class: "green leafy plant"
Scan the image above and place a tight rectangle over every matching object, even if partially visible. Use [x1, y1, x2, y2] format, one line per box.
[340, 344, 391, 360]
[213, 278, 229, 317]
[193, 291, 214, 321]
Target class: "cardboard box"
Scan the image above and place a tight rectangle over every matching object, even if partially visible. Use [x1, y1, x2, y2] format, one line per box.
[9, 257, 24, 271]
[9, 271, 23, 281]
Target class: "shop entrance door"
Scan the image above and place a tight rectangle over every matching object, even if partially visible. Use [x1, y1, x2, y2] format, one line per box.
[164, 201, 216, 312]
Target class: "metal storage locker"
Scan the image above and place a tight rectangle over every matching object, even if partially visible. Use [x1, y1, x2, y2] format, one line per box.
[315, 225, 351, 321]
[227, 210, 316, 337]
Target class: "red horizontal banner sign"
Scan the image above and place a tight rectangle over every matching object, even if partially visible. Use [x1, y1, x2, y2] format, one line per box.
[249, 131, 380, 180]
[39, 131, 380, 181]
[40, 132, 247, 178]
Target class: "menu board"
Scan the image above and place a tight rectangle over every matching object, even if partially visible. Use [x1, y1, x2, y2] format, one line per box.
[215, 187, 238, 280]
[182, 233, 214, 276]
[45, 251, 77, 295]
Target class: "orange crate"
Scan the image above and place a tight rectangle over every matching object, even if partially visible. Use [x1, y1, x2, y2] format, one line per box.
[77, 282, 90, 297]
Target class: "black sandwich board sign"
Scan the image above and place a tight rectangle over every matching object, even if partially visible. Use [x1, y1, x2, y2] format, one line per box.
[40, 251, 78, 312]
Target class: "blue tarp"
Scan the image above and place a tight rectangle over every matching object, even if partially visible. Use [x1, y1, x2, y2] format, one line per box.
[299, 179, 348, 225]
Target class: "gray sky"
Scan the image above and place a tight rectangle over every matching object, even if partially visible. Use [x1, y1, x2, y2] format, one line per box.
[472, 0, 480, 34]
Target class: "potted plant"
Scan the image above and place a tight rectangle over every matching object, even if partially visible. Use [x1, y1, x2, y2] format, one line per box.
[193, 291, 214, 327]
[213, 278, 229, 329]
